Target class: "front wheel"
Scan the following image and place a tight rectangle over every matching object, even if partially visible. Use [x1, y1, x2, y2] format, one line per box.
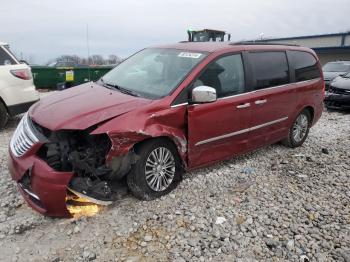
[282, 109, 311, 148]
[0, 102, 9, 130]
[127, 138, 183, 200]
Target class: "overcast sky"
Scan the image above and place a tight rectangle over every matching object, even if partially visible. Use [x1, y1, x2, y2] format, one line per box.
[1, 0, 349, 64]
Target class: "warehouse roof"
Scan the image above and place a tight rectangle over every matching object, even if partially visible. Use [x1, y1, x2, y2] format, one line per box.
[257, 31, 350, 42]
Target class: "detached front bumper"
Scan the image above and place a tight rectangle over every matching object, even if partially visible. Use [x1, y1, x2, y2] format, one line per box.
[8, 148, 74, 217]
[324, 93, 350, 110]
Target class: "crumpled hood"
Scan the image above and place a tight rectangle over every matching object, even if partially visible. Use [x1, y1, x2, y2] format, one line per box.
[323, 71, 346, 81]
[29, 83, 152, 130]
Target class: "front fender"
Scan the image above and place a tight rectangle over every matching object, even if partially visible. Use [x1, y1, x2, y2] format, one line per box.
[91, 106, 188, 167]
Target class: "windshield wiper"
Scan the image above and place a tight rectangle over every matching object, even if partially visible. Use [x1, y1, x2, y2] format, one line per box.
[102, 82, 140, 97]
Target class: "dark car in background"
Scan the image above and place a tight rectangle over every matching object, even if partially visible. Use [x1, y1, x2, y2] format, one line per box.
[325, 72, 350, 110]
[322, 61, 350, 90]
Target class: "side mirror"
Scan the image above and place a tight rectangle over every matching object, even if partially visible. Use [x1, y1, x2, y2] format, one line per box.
[191, 86, 217, 104]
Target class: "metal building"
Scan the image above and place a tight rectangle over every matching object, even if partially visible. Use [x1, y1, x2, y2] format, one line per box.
[255, 32, 350, 65]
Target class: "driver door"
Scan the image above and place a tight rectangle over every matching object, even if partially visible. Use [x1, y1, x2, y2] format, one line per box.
[187, 53, 253, 168]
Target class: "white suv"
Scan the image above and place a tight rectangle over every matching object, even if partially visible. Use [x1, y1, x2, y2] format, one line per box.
[0, 42, 39, 129]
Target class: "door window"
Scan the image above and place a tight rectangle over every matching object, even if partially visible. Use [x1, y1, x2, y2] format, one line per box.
[249, 52, 289, 90]
[193, 54, 245, 98]
[0, 47, 16, 65]
[288, 51, 320, 81]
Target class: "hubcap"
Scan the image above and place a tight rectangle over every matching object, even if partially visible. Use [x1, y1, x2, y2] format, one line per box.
[145, 147, 175, 192]
[292, 114, 308, 143]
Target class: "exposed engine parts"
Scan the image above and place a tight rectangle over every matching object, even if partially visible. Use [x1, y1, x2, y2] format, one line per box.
[36, 126, 135, 203]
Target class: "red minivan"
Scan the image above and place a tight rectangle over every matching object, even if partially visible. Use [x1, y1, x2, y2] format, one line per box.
[9, 42, 324, 217]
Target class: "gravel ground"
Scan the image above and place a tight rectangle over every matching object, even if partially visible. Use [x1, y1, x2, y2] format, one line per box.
[0, 110, 349, 262]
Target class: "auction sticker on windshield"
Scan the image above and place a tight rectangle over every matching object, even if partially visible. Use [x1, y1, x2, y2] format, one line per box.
[178, 52, 202, 59]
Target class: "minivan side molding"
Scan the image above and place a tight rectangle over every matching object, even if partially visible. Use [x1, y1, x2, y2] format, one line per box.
[195, 116, 288, 146]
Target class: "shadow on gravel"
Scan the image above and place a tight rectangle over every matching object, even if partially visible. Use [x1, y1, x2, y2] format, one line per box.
[325, 108, 350, 115]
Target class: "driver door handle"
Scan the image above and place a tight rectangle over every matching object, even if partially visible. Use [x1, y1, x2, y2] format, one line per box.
[236, 102, 250, 109]
[255, 99, 267, 105]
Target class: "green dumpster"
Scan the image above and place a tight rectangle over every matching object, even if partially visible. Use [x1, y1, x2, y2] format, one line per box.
[31, 66, 114, 90]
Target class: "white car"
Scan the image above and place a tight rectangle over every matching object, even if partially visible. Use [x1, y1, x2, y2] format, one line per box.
[0, 42, 39, 129]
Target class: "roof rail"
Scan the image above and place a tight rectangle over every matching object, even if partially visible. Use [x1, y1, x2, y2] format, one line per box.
[231, 41, 299, 47]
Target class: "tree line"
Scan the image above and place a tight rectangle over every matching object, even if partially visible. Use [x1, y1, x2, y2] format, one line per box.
[47, 54, 123, 66]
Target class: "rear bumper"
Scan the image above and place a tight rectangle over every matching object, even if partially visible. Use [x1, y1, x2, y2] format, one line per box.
[8, 148, 74, 217]
[324, 93, 350, 110]
[7, 100, 39, 116]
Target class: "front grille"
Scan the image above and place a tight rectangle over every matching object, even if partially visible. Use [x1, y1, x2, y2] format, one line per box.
[10, 113, 40, 157]
[328, 86, 350, 95]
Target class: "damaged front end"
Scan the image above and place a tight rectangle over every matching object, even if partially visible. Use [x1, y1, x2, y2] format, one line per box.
[9, 108, 187, 217]
[9, 114, 139, 217]
[36, 123, 137, 206]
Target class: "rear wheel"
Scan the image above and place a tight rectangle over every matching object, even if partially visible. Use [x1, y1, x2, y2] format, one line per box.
[127, 138, 183, 200]
[0, 102, 9, 130]
[282, 109, 311, 148]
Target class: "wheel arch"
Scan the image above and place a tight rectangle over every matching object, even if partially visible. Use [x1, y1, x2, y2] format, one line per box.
[105, 130, 188, 170]
[133, 135, 187, 169]
[0, 96, 8, 113]
[303, 106, 315, 123]
[291, 104, 315, 127]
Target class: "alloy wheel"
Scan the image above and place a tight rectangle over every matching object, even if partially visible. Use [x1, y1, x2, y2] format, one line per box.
[292, 113, 309, 143]
[145, 147, 176, 192]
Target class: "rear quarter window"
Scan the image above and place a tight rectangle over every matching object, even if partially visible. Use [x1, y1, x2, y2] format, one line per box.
[288, 51, 320, 82]
[0, 46, 16, 65]
[248, 51, 290, 90]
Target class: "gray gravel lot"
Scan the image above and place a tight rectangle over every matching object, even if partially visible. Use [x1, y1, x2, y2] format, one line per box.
[0, 111, 349, 262]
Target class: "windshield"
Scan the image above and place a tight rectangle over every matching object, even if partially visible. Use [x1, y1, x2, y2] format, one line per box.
[101, 48, 207, 99]
[323, 62, 350, 72]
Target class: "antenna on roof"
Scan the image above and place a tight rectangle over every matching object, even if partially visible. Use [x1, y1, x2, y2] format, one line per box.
[259, 33, 265, 40]
[86, 23, 91, 82]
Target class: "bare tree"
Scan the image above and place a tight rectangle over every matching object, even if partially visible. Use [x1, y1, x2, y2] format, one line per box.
[89, 55, 103, 65]
[48, 54, 122, 66]
[107, 55, 122, 65]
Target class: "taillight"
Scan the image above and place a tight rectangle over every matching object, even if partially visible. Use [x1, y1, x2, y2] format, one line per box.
[10, 69, 32, 80]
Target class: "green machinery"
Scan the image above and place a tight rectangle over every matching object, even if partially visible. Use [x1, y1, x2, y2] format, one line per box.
[31, 66, 114, 90]
[187, 29, 231, 42]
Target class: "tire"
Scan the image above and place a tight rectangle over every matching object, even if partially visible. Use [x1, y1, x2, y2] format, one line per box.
[282, 109, 311, 148]
[127, 138, 183, 200]
[0, 102, 9, 130]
